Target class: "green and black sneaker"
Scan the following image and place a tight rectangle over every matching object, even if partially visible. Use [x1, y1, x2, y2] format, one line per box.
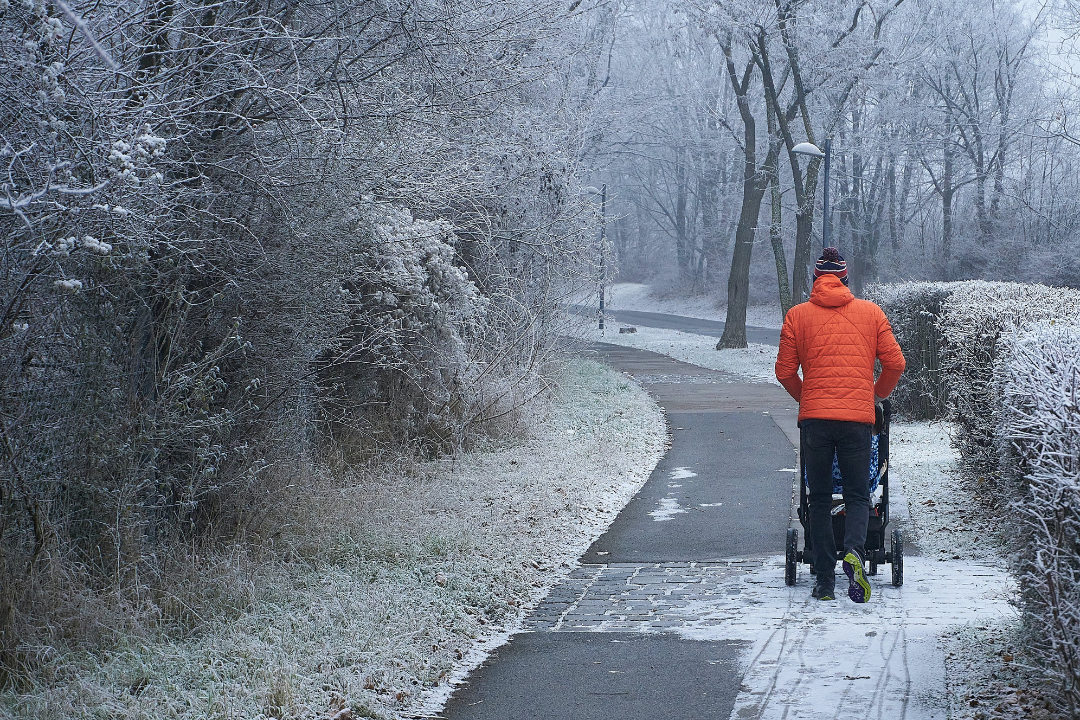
[843, 548, 872, 603]
[811, 582, 835, 601]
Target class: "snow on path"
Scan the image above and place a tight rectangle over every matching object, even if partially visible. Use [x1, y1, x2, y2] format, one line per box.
[577, 321, 782, 384]
[604, 283, 784, 329]
[675, 557, 1014, 719]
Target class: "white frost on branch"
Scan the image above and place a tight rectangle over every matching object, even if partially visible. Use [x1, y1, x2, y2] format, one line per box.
[82, 235, 111, 254]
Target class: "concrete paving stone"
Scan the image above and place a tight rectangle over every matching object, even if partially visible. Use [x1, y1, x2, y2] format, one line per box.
[544, 593, 585, 603]
[531, 610, 565, 619]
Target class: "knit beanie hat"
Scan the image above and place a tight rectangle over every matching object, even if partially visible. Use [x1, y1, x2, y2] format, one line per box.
[814, 247, 848, 285]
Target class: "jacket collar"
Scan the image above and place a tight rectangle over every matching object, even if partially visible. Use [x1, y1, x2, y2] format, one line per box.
[810, 273, 854, 308]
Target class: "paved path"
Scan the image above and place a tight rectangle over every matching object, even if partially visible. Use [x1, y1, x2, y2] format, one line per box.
[435, 314, 1010, 720]
[567, 304, 782, 346]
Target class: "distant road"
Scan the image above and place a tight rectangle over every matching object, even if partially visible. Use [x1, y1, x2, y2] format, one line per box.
[567, 304, 782, 346]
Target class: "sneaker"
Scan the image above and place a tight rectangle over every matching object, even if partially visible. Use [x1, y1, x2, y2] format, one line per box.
[843, 548, 871, 603]
[811, 582, 835, 601]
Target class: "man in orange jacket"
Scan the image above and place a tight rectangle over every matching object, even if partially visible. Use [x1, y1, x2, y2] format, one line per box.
[774, 248, 906, 602]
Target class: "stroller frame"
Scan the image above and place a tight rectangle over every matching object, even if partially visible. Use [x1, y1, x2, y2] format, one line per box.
[785, 399, 904, 587]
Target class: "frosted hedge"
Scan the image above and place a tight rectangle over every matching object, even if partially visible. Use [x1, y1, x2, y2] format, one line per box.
[864, 282, 962, 420]
[867, 281, 1080, 482]
[937, 283, 1080, 485]
[996, 322, 1080, 715]
[870, 280, 1080, 713]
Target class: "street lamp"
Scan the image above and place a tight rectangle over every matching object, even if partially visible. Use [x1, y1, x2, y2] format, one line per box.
[792, 140, 831, 248]
[583, 185, 607, 331]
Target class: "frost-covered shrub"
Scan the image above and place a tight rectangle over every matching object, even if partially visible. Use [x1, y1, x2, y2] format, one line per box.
[315, 200, 489, 451]
[937, 283, 1080, 486]
[0, 0, 591, 683]
[865, 282, 963, 419]
[997, 322, 1080, 715]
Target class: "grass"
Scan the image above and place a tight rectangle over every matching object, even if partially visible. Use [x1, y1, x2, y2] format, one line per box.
[0, 359, 666, 719]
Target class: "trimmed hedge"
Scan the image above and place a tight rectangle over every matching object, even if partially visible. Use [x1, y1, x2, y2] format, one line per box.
[997, 322, 1080, 715]
[938, 283, 1080, 486]
[869, 280, 1080, 715]
[864, 282, 961, 420]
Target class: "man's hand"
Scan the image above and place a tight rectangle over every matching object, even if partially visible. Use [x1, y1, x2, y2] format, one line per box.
[875, 395, 886, 406]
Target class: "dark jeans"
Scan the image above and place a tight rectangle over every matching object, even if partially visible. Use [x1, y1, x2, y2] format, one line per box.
[802, 419, 872, 587]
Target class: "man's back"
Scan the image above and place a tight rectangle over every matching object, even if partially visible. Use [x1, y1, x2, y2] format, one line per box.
[775, 274, 905, 424]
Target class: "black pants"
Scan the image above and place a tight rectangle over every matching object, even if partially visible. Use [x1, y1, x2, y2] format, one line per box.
[802, 419, 872, 587]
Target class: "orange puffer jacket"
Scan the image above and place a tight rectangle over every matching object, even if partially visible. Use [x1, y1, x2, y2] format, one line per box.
[774, 274, 906, 424]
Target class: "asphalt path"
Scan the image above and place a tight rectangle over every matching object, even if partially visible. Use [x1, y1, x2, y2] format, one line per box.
[567, 303, 782, 346]
[438, 331, 800, 720]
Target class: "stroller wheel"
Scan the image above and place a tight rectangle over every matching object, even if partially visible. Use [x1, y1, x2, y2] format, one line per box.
[785, 528, 798, 586]
[891, 528, 904, 587]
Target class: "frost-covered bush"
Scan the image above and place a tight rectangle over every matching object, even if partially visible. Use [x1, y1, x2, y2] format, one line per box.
[868, 281, 1080, 478]
[937, 283, 1080, 486]
[996, 322, 1080, 715]
[865, 282, 963, 419]
[315, 200, 488, 451]
[870, 281, 1080, 712]
[0, 0, 592, 683]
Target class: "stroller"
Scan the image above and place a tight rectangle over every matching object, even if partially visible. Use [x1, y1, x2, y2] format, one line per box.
[785, 399, 904, 587]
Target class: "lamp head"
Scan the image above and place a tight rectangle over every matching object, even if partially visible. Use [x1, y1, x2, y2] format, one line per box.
[791, 142, 825, 158]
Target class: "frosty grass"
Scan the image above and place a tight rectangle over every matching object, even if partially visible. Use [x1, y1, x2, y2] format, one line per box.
[1, 360, 666, 720]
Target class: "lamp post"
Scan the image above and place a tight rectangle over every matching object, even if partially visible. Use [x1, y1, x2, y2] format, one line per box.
[581, 185, 608, 331]
[791, 140, 831, 248]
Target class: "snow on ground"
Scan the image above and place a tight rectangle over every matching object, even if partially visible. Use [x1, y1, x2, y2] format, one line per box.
[605, 282, 784, 329]
[675, 556, 1013, 719]
[2, 360, 667, 720]
[890, 421, 1004, 562]
[576, 320, 781, 385]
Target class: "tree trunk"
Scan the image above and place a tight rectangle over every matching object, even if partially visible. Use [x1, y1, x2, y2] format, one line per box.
[717, 43, 776, 349]
[674, 154, 691, 278]
[752, 20, 820, 306]
[766, 103, 792, 319]
[699, 169, 721, 287]
[887, 151, 899, 250]
[942, 122, 955, 273]
[719, 176, 768, 348]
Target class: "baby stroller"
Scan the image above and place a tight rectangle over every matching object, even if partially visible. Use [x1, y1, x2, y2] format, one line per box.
[785, 399, 904, 587]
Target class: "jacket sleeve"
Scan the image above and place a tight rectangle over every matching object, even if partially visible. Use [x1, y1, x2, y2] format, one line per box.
[873, 309, 906, 399]
[774, 312, 803, 401]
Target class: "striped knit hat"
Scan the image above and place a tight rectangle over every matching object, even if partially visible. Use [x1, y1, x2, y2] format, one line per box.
[814, 247, 848, 285]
